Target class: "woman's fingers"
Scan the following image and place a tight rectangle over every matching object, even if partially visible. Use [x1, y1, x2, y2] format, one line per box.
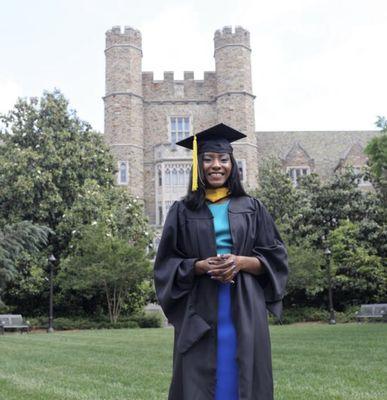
[209, 258, 235, 270]
[222, 265, 238, 282]
[206, 254, 239, 282]
[208, 255, 228, 265]
[208, 262, 233, 276]
[209, 264, 238, 283]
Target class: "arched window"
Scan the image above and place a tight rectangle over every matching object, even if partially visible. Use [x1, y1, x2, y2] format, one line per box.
[158, 204, 163, 225]
[158, 167, 162, 186]
[178, 168, 185, 185]
[236, 160, 246, 182]
[118, 161, 128, 185]
[165, 168, 171, 185]
[172, 168, 178, 185]
[185, 167, 191, 186]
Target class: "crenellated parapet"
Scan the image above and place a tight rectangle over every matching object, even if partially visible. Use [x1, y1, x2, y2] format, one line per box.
[214, 25, 250, 52]
[105, 25, 142, 50]
[142, 71, 217, 102]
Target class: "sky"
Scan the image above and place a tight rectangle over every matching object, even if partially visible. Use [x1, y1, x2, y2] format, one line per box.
[1, 0, 386, 132]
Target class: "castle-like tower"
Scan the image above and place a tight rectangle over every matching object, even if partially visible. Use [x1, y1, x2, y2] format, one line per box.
[104, 26, 144, 199]
[104, 25, 258, 225]
[214, 27, 257, 185]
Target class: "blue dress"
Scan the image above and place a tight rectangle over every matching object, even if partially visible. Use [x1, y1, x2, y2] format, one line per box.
[207, 200, 239, 400]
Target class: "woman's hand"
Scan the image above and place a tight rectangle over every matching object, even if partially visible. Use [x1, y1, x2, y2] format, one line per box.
[195, 254, 264, 284]
[195, 255, 240, 284]
[207, 254, 240, 284]
[194, 256, 226, 276]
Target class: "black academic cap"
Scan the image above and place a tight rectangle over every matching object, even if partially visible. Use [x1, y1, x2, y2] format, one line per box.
[176, 123, 246, 154]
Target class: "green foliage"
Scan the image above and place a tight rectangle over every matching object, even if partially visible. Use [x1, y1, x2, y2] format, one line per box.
[252, 158, 297, 222]
[28, 316, 141, 330]
[357, 216, 387, 259]
[253, 161, 386, 309]
[365, 115, 387, 203]
[271, 305, 362, 325]
[56, 179, 152, 256]
[28, 314, 161, 330]
[285, 242, 325, 299]
[0, 90, 116, 311]
[0, 90, 154, 318]
[0, 90, 115, 232]
[131, 313, 162, 328]
[272, 307, 330, 325]
[328, 221, 386, 304]
[0, 221, 52, 305]
[293, 170, 367, 246]
[58, 222, 152, 323]
[55, 180, 154, 319]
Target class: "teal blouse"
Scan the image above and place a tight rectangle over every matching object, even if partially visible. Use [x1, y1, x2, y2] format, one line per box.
[207, 200, 232, 255]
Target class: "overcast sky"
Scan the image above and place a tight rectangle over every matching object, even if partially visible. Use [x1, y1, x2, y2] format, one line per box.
[1, 0, 386, 132]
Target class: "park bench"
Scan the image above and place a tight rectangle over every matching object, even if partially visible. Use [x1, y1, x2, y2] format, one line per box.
[355, 304, 387, 322]
[0, 314, 31, 334]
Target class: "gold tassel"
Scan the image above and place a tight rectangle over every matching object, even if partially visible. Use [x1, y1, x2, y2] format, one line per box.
[192, 135, 198, 191]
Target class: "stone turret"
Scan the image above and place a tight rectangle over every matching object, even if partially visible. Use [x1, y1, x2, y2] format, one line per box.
[104, 26, 144, 199]
[214, 26, 258, 189]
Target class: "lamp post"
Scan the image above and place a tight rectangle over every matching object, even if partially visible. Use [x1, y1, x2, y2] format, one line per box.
[47, 254, 56, 333]
[324, 248, 336, 325]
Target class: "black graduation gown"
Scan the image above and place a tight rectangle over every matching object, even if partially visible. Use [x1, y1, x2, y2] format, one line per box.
[153, 196, 288, 400]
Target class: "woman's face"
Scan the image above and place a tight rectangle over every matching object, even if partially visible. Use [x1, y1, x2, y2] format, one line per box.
[202, 152, 232, 188]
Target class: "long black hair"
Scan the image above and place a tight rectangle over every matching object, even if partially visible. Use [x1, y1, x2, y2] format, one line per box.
[183, 152, 248, 210]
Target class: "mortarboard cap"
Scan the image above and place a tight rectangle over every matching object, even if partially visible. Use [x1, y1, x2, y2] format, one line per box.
[176, 123, 246, 191]
[176, 123, 246, 154]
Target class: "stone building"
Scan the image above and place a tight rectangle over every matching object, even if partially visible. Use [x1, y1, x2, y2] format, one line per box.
[103, 25, 377, 226]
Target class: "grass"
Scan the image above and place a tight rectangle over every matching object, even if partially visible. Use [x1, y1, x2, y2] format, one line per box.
[0, 323, 386, 400]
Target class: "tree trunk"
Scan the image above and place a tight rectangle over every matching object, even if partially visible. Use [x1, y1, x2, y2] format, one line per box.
[103, 280, 114, 323]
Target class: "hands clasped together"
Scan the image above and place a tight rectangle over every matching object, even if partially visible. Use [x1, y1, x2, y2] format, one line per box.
[194, 254, 240, 284]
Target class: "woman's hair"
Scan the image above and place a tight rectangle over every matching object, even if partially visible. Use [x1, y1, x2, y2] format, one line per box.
[183, 152, 248, 210]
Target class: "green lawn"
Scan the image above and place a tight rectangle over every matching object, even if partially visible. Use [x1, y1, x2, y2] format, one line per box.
[0, 323, 386, 400]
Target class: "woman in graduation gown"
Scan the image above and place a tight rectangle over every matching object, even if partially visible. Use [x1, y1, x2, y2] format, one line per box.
[154, 123, 288, 400]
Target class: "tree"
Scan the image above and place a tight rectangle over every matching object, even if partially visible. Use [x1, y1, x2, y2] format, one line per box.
[0, 221, 52, 306]
[0, 90, 117, 313]
[52, 179, 153, 317]
[252, 163, 386, 309]
[365, 115, 387, 204]
[292, 170, 368, 247]
[328, 221, 386, 306]
[58, 223, 151, 323]
[56, 179, 152, 256]
[284, 242, 325, 306]
[252, 158, 298, 223]
[0, 90, 115, 241]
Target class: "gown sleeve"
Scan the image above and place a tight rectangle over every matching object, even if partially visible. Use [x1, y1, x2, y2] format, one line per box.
[153, 201, 199, 324]
[252, 199, 289, 319]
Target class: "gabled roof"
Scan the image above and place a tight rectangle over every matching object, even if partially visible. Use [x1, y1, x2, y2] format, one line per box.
[335, 141, 368, 171]
[282, 141, 314, 166]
